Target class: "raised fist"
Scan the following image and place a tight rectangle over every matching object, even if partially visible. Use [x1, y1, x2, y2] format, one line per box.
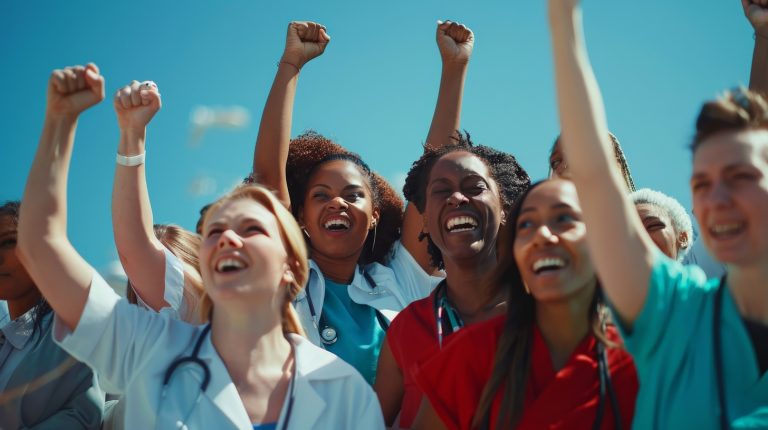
[114, 80, 162, 132]
[743, 0, 768, 37]
[436, 20, 474, 65]
[281, 21, 330, 70]
[47, 64, 105, 117]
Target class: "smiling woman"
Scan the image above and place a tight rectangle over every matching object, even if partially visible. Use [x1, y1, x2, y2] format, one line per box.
[410, 180, 638, 430]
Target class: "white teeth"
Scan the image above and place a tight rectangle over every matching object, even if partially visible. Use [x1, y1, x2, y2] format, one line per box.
[324, 218, 350, 230]
[532, 257, 565, 273]
[216, 258, 245, 273]
[710, 223, 743, 235]
[446, 216, 479, 232]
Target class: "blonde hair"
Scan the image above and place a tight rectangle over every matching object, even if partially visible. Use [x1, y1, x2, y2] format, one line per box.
[692, 87, 768, 152]
[126, 224, 205, 323]
[198, 184, 308, 336]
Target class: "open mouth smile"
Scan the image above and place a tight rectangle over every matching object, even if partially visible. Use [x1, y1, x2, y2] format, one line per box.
[445, 215, 479, 233]
[531, 257, 566, 274]
[215, 256, 248, 274]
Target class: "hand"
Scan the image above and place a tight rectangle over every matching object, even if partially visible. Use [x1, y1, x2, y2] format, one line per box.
[47, 64, 105, 118]
[436, 20, 474, 65]
[281, 21, 330, 70]
[743, 0, 768, 37]
[114, 80, 162, 132]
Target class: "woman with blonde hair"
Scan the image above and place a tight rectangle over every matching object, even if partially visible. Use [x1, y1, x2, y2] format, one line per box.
[18, 63, 384, 429]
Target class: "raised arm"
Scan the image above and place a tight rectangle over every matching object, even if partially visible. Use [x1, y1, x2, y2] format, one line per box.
[744, 0, 768, 93]
[252, 21, 329, 209]
[548, 0, 656, 326]
[17, 64, 105, 331]
[402, 21, 475, 273]
[111, 80, 169, 310]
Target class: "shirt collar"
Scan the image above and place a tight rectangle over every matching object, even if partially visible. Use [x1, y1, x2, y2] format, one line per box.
[0, 307, 38, 350]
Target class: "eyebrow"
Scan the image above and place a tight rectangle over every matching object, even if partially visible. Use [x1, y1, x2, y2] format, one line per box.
[692, 163, 758, 180]
[519, 202, 574, 215]
[309, 184, 365, 191]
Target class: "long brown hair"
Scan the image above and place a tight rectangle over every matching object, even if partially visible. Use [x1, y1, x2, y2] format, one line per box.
[198, 184, 308, 336]
[472, 180, 612, 430]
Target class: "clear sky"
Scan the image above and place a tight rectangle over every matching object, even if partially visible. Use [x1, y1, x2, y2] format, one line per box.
[0, 0, 757, 277]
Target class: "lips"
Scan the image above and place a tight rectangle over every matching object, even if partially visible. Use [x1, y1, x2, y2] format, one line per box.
[708, 222, 745, 239]
[531, 256, 567, 275]
[214, 255, 248, 274]
[444, 214, 480, 233]
[323, 215, 351, 231]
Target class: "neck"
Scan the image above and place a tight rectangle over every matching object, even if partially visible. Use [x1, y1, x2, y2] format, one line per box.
[535, 286, 594, 371]
[311, 248, 360, 284]
[8, 289, 42, 320]
[727, 262, 768, 324]
[211, 304, 292, 383]
[443, 248, 504, 323]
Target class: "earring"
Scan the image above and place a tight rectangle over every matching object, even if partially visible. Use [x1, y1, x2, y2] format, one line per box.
[370, 222, 378, 253]
[301, 226, 311, 240]
[523, 282, 531, 295]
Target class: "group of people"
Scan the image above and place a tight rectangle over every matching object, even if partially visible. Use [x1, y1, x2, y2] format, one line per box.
[1, 0, 767, 428]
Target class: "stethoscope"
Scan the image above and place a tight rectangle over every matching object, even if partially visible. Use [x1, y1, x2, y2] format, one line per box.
[160, 324, 296, 430]
[713, 275, 729, 430]
[304, 267, 389, 345]
[433, 281, 621, 429]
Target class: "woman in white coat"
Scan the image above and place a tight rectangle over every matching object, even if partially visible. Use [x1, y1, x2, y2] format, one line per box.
[17, 63, 384, 430]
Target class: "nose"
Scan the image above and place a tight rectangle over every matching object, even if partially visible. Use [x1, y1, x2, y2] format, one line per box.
[447, 191, 469, 207]
[217, 229, 242, 249]
[328, 196, 349, 211]
[708, 181, 733, 208]
[532, 224, 558, 246]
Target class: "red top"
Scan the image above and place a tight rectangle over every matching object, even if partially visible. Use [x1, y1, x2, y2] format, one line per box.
[413, 316, 638, 430]
[386, 291, 449, 428]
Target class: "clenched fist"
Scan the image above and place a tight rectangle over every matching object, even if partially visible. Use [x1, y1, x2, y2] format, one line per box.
[436, 20, 474, 66]
[743, 0, 768, 37]
[281, 21, 330, 70]
[114, 80, 161, 132]
[47, 64, 105, 118]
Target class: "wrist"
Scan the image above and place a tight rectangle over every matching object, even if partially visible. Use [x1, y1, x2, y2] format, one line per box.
[278, 58, 302, 73]
[441, 60, 469, 73]
[755, 31, 768, 42]
[44, 111, 79, 127]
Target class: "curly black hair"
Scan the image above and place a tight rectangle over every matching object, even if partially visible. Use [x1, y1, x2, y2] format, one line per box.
[283, 131, 404, 265]
[1, 200, 52, 344]
[403, 131, 531, 269]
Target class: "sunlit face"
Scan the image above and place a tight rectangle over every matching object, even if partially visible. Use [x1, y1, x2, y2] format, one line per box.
[200, 199, 294, 308]
[424, 151, 503, 266]
[636, 203, 684, 260]
[301, 160, 379, 261]
[691, 130, 768, 266]
[513, 181, 596, 303]
[0, 215, 38, 303]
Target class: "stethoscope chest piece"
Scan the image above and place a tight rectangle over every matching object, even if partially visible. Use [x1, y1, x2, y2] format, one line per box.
[320, 326, 338, 345]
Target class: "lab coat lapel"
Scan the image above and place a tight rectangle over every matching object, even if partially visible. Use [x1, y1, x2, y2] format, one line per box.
[197, 334, 253, 429]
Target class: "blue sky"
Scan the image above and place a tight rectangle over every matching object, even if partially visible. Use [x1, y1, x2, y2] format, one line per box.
[0, 0, 757, 276]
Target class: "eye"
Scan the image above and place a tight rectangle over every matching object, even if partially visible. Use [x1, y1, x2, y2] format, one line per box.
[466, 182, 488, 196]
[550, 158, 562, 170]
[244, 224, 266, 236]
[0, 238, 16, 248]
[345, 192, 364, 202]
[206, 228, 223, 239]
[312, 191, 330, 201]
[644, 222, 666, 231]
[517, 219, 534, 230]
[556, 213, 576, 223]
[691, 179, 710, 193]
[430, 188, 451, 197]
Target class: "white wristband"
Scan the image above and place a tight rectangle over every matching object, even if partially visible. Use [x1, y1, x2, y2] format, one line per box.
[116, 152, 146, 167]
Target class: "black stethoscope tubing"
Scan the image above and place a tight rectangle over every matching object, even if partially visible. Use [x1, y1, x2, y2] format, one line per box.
[162, 323, 297, 430]
[432, 281, 621, 429]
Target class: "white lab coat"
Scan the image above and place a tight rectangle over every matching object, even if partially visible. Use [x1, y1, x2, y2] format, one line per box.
[294, 241, 443, 347]
[54, 269, 385, 430]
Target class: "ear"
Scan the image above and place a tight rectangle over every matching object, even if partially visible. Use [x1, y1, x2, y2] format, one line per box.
[500, 210, 507, 226]
[678, 231, 690, 249]
[282, 262, 296, 285]
[371, 208, 381, 229]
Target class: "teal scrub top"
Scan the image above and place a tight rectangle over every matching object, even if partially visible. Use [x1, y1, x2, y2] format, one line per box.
[615, 251, 768, 429]
[322, 279, 385, 385]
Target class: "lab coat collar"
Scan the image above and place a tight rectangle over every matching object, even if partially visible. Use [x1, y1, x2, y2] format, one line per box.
[189, 328, 357, 429]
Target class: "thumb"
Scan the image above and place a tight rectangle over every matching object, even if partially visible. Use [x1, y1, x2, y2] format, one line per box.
[139, 88, 162, 108]
[84, 65, 105, 99]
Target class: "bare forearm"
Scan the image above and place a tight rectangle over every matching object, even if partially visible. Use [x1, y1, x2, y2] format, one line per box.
[425, 63, 468, 148]
[252, 63, 300, 207]
[750, 36, 768, 93]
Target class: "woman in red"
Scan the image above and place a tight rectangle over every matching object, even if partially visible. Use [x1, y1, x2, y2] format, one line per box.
[411, 179, 638, 430]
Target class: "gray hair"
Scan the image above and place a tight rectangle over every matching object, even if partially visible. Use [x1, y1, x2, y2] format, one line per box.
[630, 188, 693, 260]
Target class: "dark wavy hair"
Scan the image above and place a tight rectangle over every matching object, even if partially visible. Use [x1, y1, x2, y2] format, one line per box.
[1, 200, 52, 344]
[283, 130, 403, 265]
[471, 181, 614, 430]
[402, 131, 531, 269]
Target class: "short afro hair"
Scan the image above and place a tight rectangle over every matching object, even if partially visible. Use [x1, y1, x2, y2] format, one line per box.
[630, 188, 693, 260]
[403, 131, 530, 269]
[284, 131, 404, 265]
